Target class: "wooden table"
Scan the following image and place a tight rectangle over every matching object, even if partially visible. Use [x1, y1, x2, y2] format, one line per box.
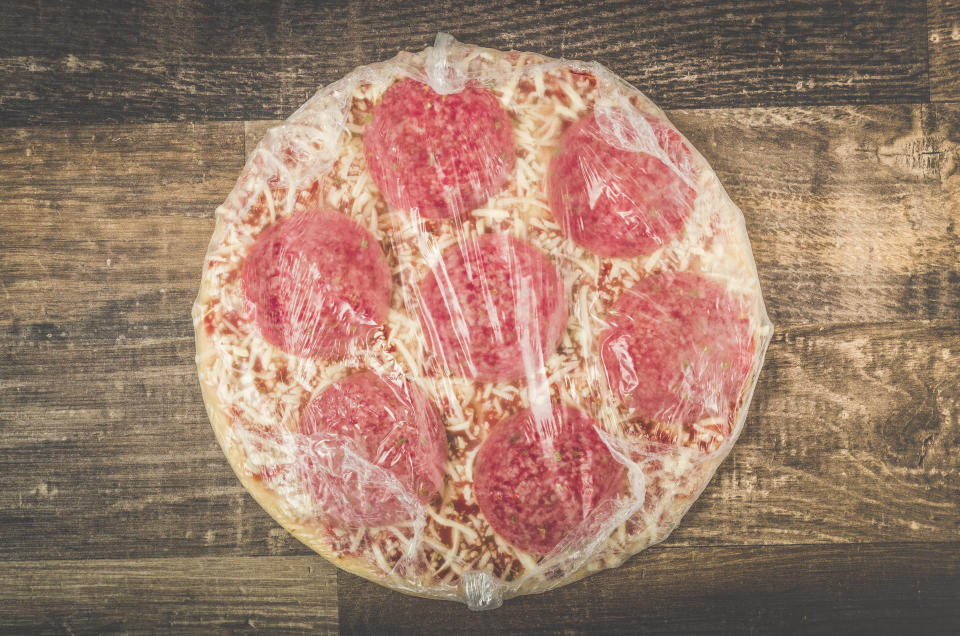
[2, 2, 958, 633]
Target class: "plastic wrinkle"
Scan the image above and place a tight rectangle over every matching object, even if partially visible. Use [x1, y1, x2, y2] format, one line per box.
[193, 32, 773, 610]
[425, 32, 469, 95]
[417, 234, 567, 383]
[297, 371, 446, 527]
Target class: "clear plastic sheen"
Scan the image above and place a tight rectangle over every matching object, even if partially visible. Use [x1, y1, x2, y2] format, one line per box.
[193, 33, 772, 610]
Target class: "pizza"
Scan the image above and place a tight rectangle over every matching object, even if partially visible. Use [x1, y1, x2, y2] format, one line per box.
[193, 34, 772, 610]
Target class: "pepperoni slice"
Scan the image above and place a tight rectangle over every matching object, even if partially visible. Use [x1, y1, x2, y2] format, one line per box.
[363, 78, 515, 218]
[417, 234, 567, 383]
[297, 371, 447, 526]
[474, 404, 624, 555]
[241, 210, 392, 359]
[547, 110, 696, 258]
[599, 272, 753, 434]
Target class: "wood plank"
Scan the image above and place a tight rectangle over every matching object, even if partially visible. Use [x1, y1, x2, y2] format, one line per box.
[0, 120, 240, 323]
[0, 121, 243, 324]
[672, 102, 960, 326]
[0, 556, 337, 635]
[1, 212, 213, 325]
[337, 542, 960, 634]
[0, 331, 310, 560]
[4, 106, 955, 331]
[0, 0, 928, 127]
[680, 321, 960, 546]
[929, 0, 960, 101]
[1, 321, 956, 561]
[0, 121, 244, 219]
[1, 109, 957, 560]
[251, 101, 960, 327]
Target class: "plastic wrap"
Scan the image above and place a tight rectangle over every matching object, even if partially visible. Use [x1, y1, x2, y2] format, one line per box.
[192, 33, 772, 610]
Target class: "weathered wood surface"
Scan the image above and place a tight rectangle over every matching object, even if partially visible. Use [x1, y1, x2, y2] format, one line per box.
[3, 107, 958, 553]
[2, 319, 956, 562]
[2, 106, 958, 565]
[0, 122, 242, 322]
[2, 2, 959, 631]
[250, 101, 960, 327]
[0, 0, 929, 127]
[338, 543, 960, 634]
[0, 556, 337, 635]
[673, 103, 960, 326]
[930, 0, 960, 101]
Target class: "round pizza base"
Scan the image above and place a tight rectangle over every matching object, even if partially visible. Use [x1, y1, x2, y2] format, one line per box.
[193, 35, 772, 609]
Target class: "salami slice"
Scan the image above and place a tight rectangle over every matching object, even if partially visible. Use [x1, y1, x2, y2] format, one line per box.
[363, 78, 515, 218]
[297, 371, 447, 526]
[417, 234, 567, 383]
[241, 209, 392, 359]
[546, 110, 696, 258]
[599, 272, 753, 433]
[474, 404, 624, 555]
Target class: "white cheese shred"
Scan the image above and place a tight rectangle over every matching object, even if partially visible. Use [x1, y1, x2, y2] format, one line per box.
[192, 36, 772, 606]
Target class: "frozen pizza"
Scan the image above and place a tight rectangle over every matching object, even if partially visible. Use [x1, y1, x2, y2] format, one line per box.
[193, 34, 772, 609]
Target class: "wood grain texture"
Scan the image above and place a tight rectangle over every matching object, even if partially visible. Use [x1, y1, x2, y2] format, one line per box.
[673, 102, 960, 326]
[0, 122, 242, 323]
[686, 321, 960, 545]
[0, 0, 928, 127]
[2, 320, 956, 560]
[929, 0, 960, 101]
[0, 556, 337, 634]
[337, 543, 960, 634]
[0, 121, 244, 218]
[0, 121, 309, 560]
[1, 5, 957, 625]
[250, 101, 960, 327]
[2, 105, 958, 563]
[0, 339, 308, 561]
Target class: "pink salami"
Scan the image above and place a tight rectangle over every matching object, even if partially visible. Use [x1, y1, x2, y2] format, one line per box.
[474, 404, 624, 555]
[241, 209, 392, 359]
[363, 78, 515, 218]
[547, 110, 696, 258]
[297, 371, 447, 526]
[417, 234, 567, 383]
[600, 272, 753, 432]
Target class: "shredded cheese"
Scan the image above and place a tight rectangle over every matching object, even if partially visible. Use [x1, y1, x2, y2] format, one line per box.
[193, 43, 772, 597]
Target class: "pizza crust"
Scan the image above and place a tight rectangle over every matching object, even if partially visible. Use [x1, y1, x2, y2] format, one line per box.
[193, 34, 773, 609]
[196, 321, 429, 593]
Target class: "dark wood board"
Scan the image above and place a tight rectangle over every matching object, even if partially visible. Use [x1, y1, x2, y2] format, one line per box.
[0, 0, 929, 127]
[338, 543, 960, 635]
[929, 0, 960, 101]
[0, 556, 337, 635]
[2, 2, 959, 632]
[2, 105, 958, 564]
[247, 103, 960, 327]
[2, 320, 956, 561]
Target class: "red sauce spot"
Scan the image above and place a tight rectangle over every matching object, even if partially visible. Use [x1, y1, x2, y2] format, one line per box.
[255, 464, 285, 483]
[203, 311, 217, 336]
[436, 524, 452, 546]
[452, 496, 480, 518]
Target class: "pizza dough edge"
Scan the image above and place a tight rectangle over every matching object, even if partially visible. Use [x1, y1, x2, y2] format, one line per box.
[189, 36, 775, 602]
